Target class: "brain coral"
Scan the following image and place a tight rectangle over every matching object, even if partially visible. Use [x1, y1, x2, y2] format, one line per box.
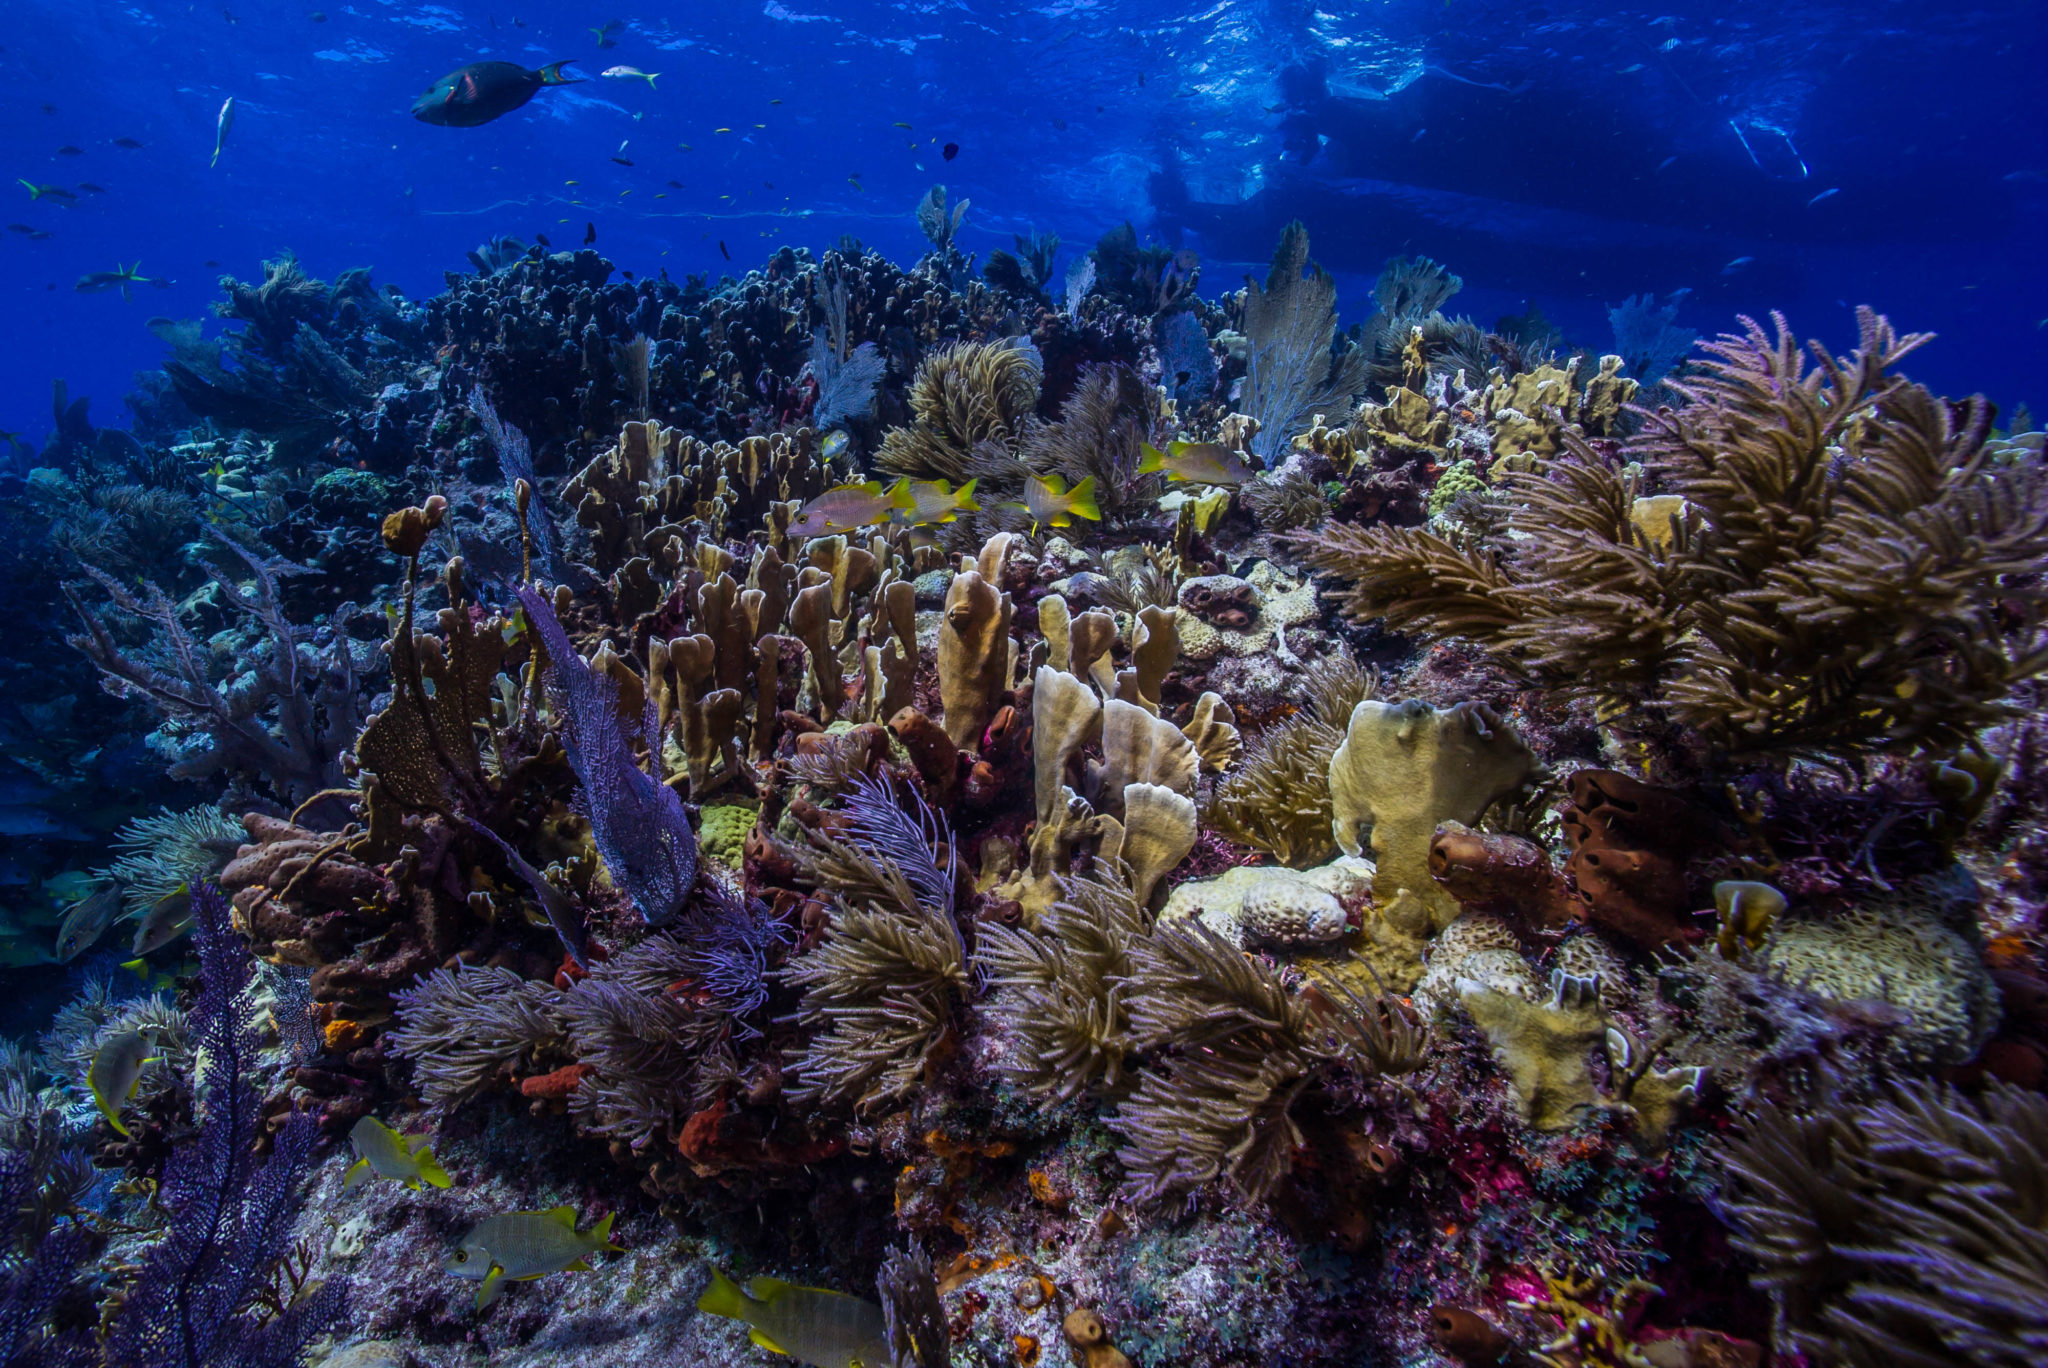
[1763, 899, 2000, 1065]
[697, 804, 758, 868]
[1155, 858, 1370, 947]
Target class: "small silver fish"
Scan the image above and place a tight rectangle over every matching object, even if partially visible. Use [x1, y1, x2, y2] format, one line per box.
[601, 66, 660, 88]
[1806, 187, 1840, 206]
[1721, 256, 1754, 275]
[55, 884, 123, 961]
[132, 882, 193, 956]
[212, 96, 235, 169]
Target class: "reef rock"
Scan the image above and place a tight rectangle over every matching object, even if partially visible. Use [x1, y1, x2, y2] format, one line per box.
[1175, 560, 1321, 663]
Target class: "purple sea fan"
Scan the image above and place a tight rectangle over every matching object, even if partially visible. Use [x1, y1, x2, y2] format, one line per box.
[101, 885, 343, 1368]
[517, 586, 698, 926]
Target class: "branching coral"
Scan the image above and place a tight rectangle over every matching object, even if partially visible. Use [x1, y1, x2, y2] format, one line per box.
[1021, 364, 1165, 523]
[519, 585, 699, 927]
[0, 1133, 95, 1367]
[1609, 291, 1697, 388]
[1202, 655, 1378, 866]
[877, 339, 1042, 485]
[95, 805, 245, 915]
[1297, 309, 2048, 760]
[102, 886, 344, 1368]
[64, 533, 372, 805]
[1719, 1077, 2048, 1368]
[782, 774, 969, 1113]
[560, 936, 728, 1149]
[388, 965, 566, 1108]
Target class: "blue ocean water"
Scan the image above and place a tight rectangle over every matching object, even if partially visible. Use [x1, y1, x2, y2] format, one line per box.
[1, 0, 2042, 442]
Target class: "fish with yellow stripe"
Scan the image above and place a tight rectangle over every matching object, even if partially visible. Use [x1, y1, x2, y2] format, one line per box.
[1139, 439, 1255, 486]
[785, 480, 914, 540]
[88, 1029, 159, 1137]
[343, 1115, 452, 1192]
[698, 1267, 891, 1368]
[886, 476, 979, 527]
[1007, 473, 1101, 534]
[445, 1205, 622, 1310]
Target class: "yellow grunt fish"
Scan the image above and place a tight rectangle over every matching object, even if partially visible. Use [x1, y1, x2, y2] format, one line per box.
[343, 1115, 453, 1193]
[698, 1267, 891, 1368]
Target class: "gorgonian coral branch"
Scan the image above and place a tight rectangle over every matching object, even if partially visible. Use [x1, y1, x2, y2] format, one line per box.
[1295, 308, 2048, 758]
[102, 886, 343, 1368]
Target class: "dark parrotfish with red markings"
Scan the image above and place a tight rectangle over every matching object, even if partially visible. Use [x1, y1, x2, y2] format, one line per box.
[411, 60, 582, 128]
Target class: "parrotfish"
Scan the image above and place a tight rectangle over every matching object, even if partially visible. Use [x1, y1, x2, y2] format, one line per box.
[444, 1206, 622, 1310]
[412, 61, 582, 128]
[132, 882, 193, 956]
[1011, 473, 1101, 533]
[785, 481, 913, 540]
[211, 96, 234, 168]
[697, 1267, 891, 1368]
[54, 883, 122, 961]
[887, 477, 979, 527]
[87, 1029, 158, 1136]
[1139, 440, 1254, 486]
[601, 66, 660, 88]
[343, 1115, 453, 1192]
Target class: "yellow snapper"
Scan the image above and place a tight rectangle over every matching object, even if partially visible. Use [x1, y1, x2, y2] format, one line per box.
[55, 884, 124, 962]
[444, 1206, 622, 1310]
[786, 481, 913, 540]
[1011, 473, 1101, 533]
[698, 1267, 891, 1368]
[343, 1115, 453, 1192]
[887, 477, 979, 527]
[1138, 440, 1255, 486]
[132, 882, 193, 956]
[88, 1029, 158, 1137]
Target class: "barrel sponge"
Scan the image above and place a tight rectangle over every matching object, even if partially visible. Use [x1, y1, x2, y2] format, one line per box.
[698, 804, 757, 868]
[1763, 902, 2000, 1066]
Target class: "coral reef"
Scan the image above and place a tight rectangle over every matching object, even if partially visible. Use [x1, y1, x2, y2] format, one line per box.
[3, 201, 2041, 1368]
